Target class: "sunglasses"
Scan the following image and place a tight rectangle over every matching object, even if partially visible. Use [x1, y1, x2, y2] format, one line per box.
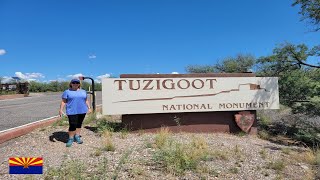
[72, 82, 80, 84]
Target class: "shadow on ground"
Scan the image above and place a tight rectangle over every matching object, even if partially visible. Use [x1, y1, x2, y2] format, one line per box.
[49, 131, 69, 143]
[84, 122, 124, 133]
[84, 126, 98, 132]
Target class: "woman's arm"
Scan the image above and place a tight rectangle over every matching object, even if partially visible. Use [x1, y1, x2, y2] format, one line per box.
[59, 99, 67, 117]
[86, 98, 92, 113]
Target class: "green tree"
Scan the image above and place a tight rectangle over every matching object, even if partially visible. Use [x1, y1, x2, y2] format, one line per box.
[257, 43, 320, 74]
[59, 81, 70, 91]
[29, 81, 48, 92]
[48, 81, 59, 92]
[214, 54, 255, 73]
[293, 0, 320, 31]
[186, 54, 255, 73]
[94, 83, 102, 91]
[257, 43, 320, 116]
[185, 65, 216, 73]
[81, 81, 91, 91]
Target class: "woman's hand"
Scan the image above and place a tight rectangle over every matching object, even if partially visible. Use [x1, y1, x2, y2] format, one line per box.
[59, 110, 66, 117]
[88, 108, 92, 114]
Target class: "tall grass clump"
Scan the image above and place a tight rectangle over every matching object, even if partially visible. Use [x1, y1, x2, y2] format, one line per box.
[153, 136, 209, 175]
[266, 160, 286, 173]
[154, 127, 171, 149]
[101, 129, 115, 152]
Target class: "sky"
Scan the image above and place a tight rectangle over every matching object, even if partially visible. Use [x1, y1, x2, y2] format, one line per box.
[0, 0, 319, 83]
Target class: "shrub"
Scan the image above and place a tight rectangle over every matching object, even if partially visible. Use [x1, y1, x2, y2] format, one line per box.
[257, 112, 272, 129]
[96, 117, 122, 133]
[153, 137, 209, 175]
[101, 130, 115, 152]
[267, 160, 285, 172]
[258, 112, 320, 148]
[154, 127, 171, 149]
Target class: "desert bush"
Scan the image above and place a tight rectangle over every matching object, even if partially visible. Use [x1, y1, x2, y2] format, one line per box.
[153, 136, 209, 175]
[258, 110, 320, 148]
[101, 130, 115, 152]
[96, 117, 122, 133]
[154, 127, 171, 149]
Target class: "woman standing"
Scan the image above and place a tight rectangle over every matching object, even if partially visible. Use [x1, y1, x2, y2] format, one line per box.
[59, 79, 92, 147]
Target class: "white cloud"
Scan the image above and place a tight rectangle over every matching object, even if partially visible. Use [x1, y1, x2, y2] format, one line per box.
[27, 79, 38, 82]
[88, 55, 96, 59]
[67, 73, 85, 79]
[97, 74, 111, 79]
[0, 49, 6, 55]
[171, 72, 179, 74]
[15, 72, 45, 81]
[1, 76, 14, 83]
[95, 74, 111, 83]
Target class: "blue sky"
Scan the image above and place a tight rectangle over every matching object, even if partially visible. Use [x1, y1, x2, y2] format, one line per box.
[0, 0, 319, 82]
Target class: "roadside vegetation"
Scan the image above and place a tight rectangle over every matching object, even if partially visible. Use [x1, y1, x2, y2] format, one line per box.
[40, 113, 320, 179]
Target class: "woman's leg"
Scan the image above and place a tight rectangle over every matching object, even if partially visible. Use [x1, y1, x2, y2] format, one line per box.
[68, 114, 78, 138]
[74, 114, 86, 144]
[66, 114, 78, 147]
[75, 113, 86, 136]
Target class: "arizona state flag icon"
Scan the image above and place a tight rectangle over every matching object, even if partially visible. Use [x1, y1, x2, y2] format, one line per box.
[9, 157, 43, 174]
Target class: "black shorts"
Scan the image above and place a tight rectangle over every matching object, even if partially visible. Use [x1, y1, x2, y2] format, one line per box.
[67, 113, 86, 131]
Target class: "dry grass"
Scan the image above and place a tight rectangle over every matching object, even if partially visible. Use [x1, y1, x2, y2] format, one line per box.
[101, 129, 115, 152]
[208, 150, 229, 161]
[266, 159, 286, 173]
[292, 149, 317, 165]
[153, 134, 210, 175]
[259, 148, 268, 159]
[154, 127, 171, 149]
[1, 114, 318, 180]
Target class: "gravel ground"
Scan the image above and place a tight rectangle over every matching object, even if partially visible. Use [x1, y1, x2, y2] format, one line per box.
[0, 120, 317, 180]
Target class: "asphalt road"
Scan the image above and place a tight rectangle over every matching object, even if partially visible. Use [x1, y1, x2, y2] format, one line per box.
[0, 91, 102, 132]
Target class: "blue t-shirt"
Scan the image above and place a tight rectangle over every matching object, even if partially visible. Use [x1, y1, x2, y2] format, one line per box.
[62, 89, 88, 115]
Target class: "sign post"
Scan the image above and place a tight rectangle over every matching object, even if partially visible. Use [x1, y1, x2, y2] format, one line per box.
[79, 76, 96, 112]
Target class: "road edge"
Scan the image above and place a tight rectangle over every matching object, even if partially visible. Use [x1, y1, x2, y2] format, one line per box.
[0, 105, 102, 144]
